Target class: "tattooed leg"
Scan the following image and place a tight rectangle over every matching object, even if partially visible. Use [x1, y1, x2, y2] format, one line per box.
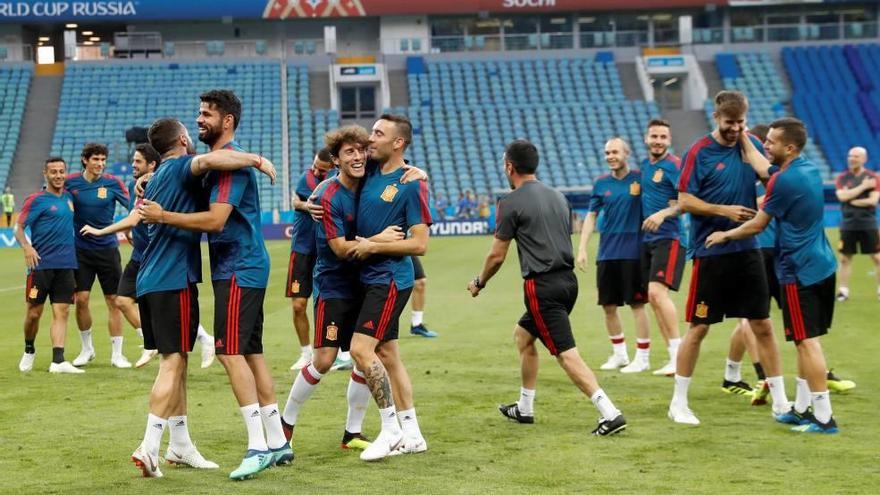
[363, 358, 394, 409]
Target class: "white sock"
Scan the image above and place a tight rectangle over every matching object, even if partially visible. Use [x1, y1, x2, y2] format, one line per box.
[398, 407, 423, 439]
[636, 339, 650, 361]
[168, 415, 194, 451]
[794, 377, 811, 414]
[142, 413, 167, 454]
[240, 403, 268, 451]
[135, 327, 143, 339]
[672, 374, 691, 408]
[517, 387, 535, 415]
[111, 336, 123, 358]
[667, 338, 681, 363]
[346, 369, 371, 433]
[724, 358, 743, 383]
[766, 375, 789, 412]
[379, 405, 401, 435]
[411, 311, 424, 327]
[260, 403, 287, 449]
[811, 390, 833, 424]
[590, 389, 620, 421]
[300, 345, 313, 357]
[338, 350, 351, 361]
[281, 363, 322, 425]
[196, 325, 211, 344]
[838, 286, 849, 297]
[610, 333, 627, 358]
[80, 329, 93, 350]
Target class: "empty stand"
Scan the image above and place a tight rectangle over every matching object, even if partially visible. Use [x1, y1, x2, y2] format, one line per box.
[0, 65, 32, 188]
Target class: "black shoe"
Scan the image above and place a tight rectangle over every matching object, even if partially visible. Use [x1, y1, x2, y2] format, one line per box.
[592, 414, 627, 436]
[498, 403, 534, 424]
[341, 430, 371, 449]
[721, 379, 754, 395]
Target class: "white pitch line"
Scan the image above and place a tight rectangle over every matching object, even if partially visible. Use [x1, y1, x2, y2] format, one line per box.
[0, 285, 24, 293]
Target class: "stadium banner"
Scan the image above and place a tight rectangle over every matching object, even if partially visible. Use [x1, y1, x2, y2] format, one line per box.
[0, 0, 725, 23]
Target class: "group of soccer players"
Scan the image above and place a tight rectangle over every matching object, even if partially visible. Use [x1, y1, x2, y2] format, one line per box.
[14, 86, 863, 482]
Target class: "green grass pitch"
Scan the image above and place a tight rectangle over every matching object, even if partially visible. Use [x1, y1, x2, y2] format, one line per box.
[0, 233, 875, 494]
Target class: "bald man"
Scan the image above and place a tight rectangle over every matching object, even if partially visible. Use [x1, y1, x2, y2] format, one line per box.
[577, 138, 652, 373]
[834, 146, 880, 301]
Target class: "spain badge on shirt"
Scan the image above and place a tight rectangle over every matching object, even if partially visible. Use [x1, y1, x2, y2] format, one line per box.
[629, 182, 641, 196]
[652, 169, 664, 183]
[381, 184, 398, 202]
[68, 200, 74, 211]
[97, 187, 107, 199]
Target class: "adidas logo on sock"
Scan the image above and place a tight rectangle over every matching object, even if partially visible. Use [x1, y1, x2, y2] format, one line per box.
[251, 411, 261, 418]
[152, 423, 164, 430]
[268, 410, 278, 417]
[175, 420, 185, 427]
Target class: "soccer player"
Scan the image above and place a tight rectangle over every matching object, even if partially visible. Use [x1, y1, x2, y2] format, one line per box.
[834, 146, 880, 301]
[3, 186, 14, 226]
[409, 257, 438, 337]
[281, 125, 379, 451]
[67, 143, 132, 368]
[132, 117, 268, 477]
[288, 148, 334, 371]
[15, 158, 82, 374]
[670, 90, 789, 425]
[576, 137, 652, 373]
[469, 139, 626, 435]
[139, 91, 290, 479]
[639, 119, 684, 376]
[707, 118, 840, 433]
[347, 114, 432, 461]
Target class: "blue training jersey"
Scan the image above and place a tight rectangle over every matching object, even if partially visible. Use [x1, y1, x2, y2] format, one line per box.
[641, 154, 682, 243]
[356, 166, 432, 289]
[291, 168, 326, 255]
[18, 190, 77, 271]
[762, 156, 837, 286]
[589, 170, 643, 261]
[128, 179, 149, 263]
[678, 133, 762, 257]
[755, 181, 777, 250]
[313, 177, 359, 299]
[66, 172, 129, 250]
[206, 141, 271, 288]
[136, 156, 203, 297]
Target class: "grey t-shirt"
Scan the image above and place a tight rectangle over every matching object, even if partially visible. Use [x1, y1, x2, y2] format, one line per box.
[495, 180, 574, 278]
[836, 170, 879, 231]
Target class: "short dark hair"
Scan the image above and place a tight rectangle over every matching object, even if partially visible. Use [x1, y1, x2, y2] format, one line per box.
[81, 143, 108, 161]
[714, 90, 749, 117]
[200, 89, 242, 130]
[749, 124, 770, 143]
[505, 140, 539, 174]
[647, 118, 671, 131]
[148, 118, 184, 156]
[769, 117, 807, 151]
[135, 143, 160, 166]
[317, 147, 333, 163]
[324, 125, 370, 157]
[379, 113, 413, 149]
[44, 156, 65, 170]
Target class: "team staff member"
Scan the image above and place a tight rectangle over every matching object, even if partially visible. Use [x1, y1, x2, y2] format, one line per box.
[639, 119, 684, 377]
[708, 118, 841, 434]
[669, 90, 789, 425]
[288, 148, 334, 371]
[67, 143, 132, 369]
[409, 257, 438, 337]
[577, 138, 652, 373]
[834, 146, 880, 301]
[469, 139, 626, 436]
[15, 158, 82, 374]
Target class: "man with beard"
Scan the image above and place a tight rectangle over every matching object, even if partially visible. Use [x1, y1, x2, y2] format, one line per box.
[67, 143, 133, 369]
[139, 90, 290, 479]
[576, 138, 652, 373]
[638, 119, 684, 376]
[669, 90, 789, 425]
[132, 117, 274, 477]
[80, 144, 215, 369]
[707, 118, 840, 434]
[15, 157, 81, 374]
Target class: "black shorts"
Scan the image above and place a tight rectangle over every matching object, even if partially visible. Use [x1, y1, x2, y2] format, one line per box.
[355, 283, 413, 342]
[286, 251, 316, 298]
[74, 247, 122, 295]
[641, 239, 686, 291]
[597, 259, 647, 306]
[760, 248, 782, 309]
[518, 270, 579, 356]
[780, 274, 835, 343]
[839, 229, 879, 255]
[412, 256, 426, 280]
[139, 284, 199, 354]
[214, 277, 265, 355]
[117, 259, 140, 299]
[314, 296, 360, 352]
[685, 250, 770, 326]
[26, 269, 75, 305]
